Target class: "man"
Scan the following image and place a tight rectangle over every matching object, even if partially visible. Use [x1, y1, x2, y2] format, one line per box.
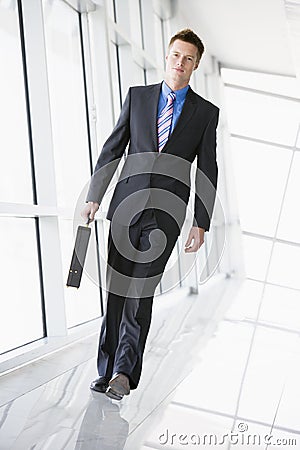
[81, 29, 220, 400]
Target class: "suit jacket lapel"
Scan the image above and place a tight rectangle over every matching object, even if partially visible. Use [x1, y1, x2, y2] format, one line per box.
[145, 82, 162, 152]
[144, 83, 197, 152]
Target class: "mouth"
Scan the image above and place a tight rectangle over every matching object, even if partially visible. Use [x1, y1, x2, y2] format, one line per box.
[173, 67, 184, 73]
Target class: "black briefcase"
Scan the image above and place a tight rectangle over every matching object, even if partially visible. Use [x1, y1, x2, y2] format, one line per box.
[66, 223, 91, 288]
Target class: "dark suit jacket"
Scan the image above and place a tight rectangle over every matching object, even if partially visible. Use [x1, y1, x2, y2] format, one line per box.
[86, 82, 219, 232]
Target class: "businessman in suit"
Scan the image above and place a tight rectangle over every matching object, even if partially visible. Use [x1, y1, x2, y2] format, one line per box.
[81, 29, 219, 400]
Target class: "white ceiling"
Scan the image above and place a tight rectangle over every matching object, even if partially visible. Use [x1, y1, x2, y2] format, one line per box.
[177, 0, 297, 77]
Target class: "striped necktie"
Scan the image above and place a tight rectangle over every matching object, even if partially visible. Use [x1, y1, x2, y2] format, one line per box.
[157, 91, 176, 151]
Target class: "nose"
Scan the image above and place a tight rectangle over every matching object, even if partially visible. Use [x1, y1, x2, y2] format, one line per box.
[177, 56, 184, 66]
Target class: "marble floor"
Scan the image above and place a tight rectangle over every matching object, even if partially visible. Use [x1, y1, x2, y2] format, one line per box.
[1, 275, 300, 449]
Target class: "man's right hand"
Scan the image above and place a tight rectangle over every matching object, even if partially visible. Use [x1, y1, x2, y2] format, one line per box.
[81, 201, 100, 224]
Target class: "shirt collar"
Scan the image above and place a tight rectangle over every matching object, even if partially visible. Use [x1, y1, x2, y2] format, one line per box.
[162, 81, 189, 101]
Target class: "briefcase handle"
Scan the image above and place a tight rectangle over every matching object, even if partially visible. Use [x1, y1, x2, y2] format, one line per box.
[86, 214, 92, 226]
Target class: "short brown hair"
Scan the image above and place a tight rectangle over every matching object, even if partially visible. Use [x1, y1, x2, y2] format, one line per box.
[168, 28, 204, 64]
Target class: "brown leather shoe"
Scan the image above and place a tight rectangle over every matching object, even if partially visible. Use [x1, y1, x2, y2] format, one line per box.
[105, 372, 130, 400]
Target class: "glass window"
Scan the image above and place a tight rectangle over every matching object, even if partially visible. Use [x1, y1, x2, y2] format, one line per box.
[156, 15, 166, 67]
[114, 0, 130, 36]
[42, 0, 91, 211]
[268, 242, 300, 290]
[223, 67, 300, 308]
[260, 284, 300, 331]
[221, 68, 300, 99]
[109, 41, 122, 118]
[139, 0, 155, 53]
[118, 44, 145, 98]
[106, 0, 115, 21]
[0, 1, 33, 204]
[230, 137, 292, 236]
[0, 218, 44, 354]
[140, 0, 165, 66]
[236, 327, 295, 422]
[145, 68, 160, 85]
[277, 152, 300, 243]
[242, 235, 272, 281]
[225, 279, 264, 321]
[224, 86, 299, 146]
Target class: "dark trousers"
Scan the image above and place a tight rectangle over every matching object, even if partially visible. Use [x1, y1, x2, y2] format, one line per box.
[97, 208, 180, 389]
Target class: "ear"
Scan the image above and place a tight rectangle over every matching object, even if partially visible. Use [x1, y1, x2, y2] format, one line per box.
[193, 61, 199, 71]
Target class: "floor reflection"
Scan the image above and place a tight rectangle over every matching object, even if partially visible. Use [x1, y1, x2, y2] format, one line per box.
[1, 277, 299, 449]
[75, 392, 129, 450]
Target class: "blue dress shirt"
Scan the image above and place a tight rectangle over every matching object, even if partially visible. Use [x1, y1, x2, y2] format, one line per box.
[157, 81, 189, 134]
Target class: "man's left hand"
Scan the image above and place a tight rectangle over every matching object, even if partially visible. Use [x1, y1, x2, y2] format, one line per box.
[184, 227, 205, 253]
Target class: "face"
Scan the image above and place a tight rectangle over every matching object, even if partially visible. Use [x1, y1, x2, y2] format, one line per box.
[165, 39, 199, 89]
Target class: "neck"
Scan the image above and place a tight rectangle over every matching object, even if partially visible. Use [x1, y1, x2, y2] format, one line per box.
[164, 78, 189, 92]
